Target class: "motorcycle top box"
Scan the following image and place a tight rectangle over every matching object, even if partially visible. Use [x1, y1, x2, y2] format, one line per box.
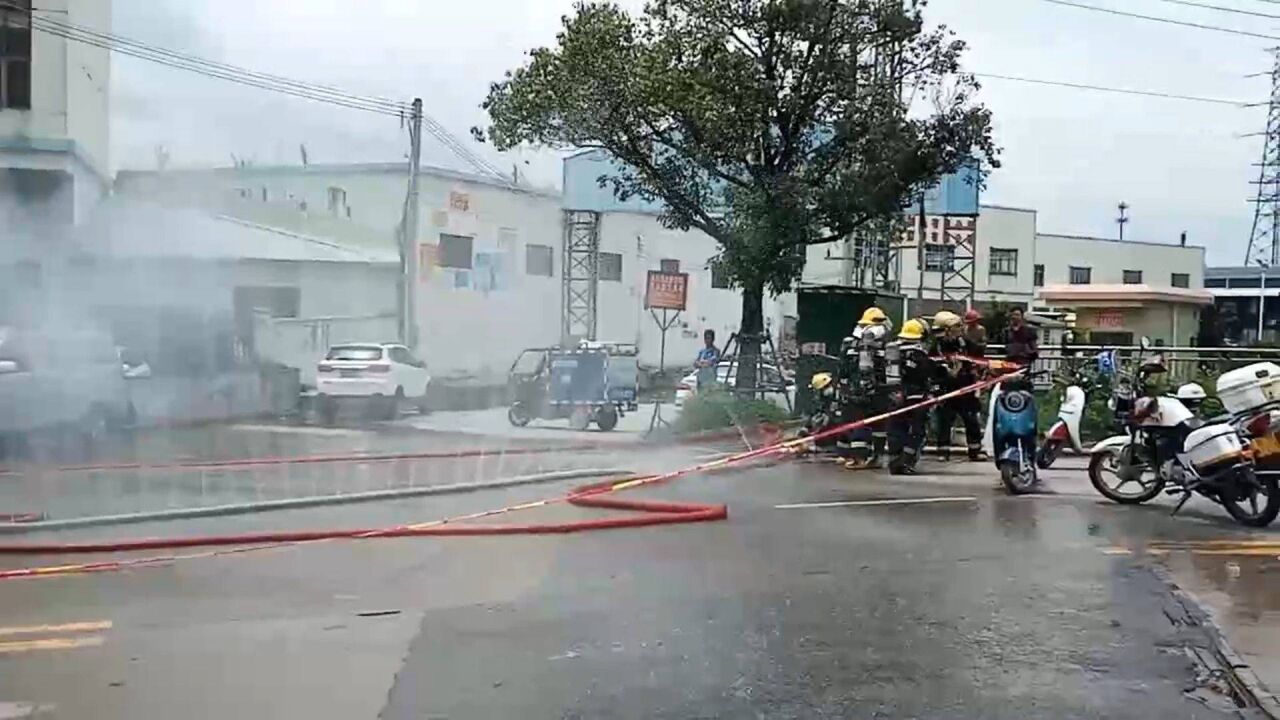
[1216, 362, 1280, 415]
[1184, 424, 1246, 474]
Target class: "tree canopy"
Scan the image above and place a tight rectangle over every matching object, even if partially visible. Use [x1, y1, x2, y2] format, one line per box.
[477, 0, 998, 382]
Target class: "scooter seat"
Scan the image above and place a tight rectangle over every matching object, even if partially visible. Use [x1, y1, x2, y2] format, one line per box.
[1183, 417, 1205, 431]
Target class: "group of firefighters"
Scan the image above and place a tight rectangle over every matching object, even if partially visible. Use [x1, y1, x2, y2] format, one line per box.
[812, 305, 1039, 475]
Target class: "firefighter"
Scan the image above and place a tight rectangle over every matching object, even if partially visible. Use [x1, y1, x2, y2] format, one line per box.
[933, 310, 984, 461]
[963, 309, 987, 357]
[842, 306, 892, 469]
[886, 318, 933, 475]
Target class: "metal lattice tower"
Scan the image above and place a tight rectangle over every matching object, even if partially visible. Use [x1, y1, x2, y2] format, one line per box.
[561, 210, 600, 344]
[1246, 50, 1280, 268]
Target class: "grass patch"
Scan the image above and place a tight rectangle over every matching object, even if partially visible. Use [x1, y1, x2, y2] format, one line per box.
[675, 387, 789, 434]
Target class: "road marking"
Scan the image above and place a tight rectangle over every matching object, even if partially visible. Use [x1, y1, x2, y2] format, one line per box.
[0, 621, 111, 638]
[775, 496, 977, 509]
[0, 637, 104, 654]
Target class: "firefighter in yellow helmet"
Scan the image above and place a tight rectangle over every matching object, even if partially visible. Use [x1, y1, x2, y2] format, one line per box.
[842, 306, 893, 468]
[885, 318, 934, 474]
[932, 309, 983, 461]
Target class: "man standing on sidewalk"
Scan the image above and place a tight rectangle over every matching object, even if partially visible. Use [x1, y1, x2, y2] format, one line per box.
[694, 329, 721, 392]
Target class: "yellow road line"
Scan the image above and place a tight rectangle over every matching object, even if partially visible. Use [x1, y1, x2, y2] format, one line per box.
[0, 620, 112, 637]
[0, 636, 104, 654]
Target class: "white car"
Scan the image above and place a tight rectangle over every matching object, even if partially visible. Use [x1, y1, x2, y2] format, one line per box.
[316, 343, 430, 421]
[674, 361, 795, 411]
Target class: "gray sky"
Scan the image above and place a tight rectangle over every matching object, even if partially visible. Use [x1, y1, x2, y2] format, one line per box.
[109, 0, 1273, 265]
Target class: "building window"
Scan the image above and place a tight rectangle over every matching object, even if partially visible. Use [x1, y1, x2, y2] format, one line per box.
[0, 1, 31, 111]
[598, 252, 622, 282]
[525, 244, 553, 277]
[988, 248, 1018, 277]
[1205, 277, 1227, 288]
[710, 262, 730, 289]
[1069, 266, 1092, 285]
[1171, 272, 1190, 288]
[1123, 270, 1143, 285]
[438, 234, 473, 269]
[923, 244, 955, 272]
[326, 186, 347, 216]
[1033, 264, 1044, 287]
[660, 258, 680, 273]
[1231, 276, 1262, 289]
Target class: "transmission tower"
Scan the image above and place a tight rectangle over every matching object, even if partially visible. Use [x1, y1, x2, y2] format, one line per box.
[1246, 50, 1280, 267]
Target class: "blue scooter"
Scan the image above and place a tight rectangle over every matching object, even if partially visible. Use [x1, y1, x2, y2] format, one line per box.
[990, 373, 1042, 494]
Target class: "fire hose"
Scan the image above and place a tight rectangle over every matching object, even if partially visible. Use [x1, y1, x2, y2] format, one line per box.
[0, 369, 1019, 580]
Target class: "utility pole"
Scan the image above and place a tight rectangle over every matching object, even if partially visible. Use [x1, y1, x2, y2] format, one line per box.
[1116, 202, 1129, 241]
[402, 97, 423, 349]
[1247, 49, 1280, 268]
[915, 192, 926, 307]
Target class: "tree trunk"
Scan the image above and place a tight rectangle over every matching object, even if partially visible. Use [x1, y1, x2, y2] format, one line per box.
[735, 282, 765, 397]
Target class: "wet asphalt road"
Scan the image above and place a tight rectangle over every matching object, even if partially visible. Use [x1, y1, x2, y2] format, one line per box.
[0, 421, 1276, 719]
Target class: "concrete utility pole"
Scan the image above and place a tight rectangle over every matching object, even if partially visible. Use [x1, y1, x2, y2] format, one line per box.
[403, 97, 423, 348]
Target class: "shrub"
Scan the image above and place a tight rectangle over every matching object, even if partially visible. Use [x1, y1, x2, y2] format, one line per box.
[675, 387, 789, 434]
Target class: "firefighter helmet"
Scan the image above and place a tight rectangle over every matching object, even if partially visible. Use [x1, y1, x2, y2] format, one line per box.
[810, 372, 835, 391]
[858, 307, 888, 326]
[933, 310, 962, 330]
[898, 319, 926, 340]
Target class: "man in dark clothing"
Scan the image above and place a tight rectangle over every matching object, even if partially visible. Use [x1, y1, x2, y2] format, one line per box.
[1004, 307, 1039, 366]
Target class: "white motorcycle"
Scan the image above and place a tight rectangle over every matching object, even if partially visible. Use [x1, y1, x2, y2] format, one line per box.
[1087, 340, 1279, 527]
[1036, 380, 1085, 469]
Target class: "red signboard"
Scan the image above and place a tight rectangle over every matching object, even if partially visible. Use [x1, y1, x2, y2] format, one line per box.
[1096, 310, 1125, 329]
[645, 271, 688, 311]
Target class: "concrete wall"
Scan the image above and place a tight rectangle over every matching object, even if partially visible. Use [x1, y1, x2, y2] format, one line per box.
[1035, 234, 1204, 288]
[594, 212, 795, 370]
[64, 0, 111, 181]
[1072, 304, 1202, 346]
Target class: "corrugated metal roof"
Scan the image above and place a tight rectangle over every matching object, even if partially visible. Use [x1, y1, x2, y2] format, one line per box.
[71, 201, 399, 264]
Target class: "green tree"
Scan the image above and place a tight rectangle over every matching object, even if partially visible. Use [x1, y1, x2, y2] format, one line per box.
[476, 0, 998, 389]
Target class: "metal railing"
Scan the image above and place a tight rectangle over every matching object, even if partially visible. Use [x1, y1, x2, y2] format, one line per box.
[986, 344, 1280, 385]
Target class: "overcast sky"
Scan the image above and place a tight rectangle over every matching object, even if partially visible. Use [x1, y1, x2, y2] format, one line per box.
[109, 0, 1275, 265]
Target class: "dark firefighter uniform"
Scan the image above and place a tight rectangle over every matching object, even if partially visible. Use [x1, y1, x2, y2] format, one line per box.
[886, 319, 933, 475]
[934, 333, 984, 460]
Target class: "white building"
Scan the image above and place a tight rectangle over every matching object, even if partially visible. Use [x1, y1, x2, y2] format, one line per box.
[0, 0, 110, 234]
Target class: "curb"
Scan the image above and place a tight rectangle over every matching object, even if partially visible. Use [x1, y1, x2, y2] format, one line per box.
[0, 468, 627, 536]
[1149, 562, 1280, 718]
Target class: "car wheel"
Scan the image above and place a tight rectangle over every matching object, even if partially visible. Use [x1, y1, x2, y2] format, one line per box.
[416, 385, 431, 414]
[381, 389, 403, 420]
[595, 405, 619, 431]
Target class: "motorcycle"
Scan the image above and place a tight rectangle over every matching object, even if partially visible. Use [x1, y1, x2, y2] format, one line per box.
[991, 371, 1043, 494]
[1036, 375, 1085, 470]
[1087, 338, 1280, 527]
[1038, 349, 1121, 469]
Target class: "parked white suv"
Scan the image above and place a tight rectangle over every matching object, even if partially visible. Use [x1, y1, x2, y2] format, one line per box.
[316, 343, 430, 421]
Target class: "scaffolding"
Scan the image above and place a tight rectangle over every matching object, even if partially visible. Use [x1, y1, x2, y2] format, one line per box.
[561, 210, 600, 344]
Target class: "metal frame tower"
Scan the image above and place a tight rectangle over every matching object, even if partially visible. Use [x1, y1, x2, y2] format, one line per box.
[1246, 50, 1280, 268]
[561, 210, 601, 344]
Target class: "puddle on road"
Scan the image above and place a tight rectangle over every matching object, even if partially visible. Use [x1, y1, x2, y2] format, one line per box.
[1164, 550, 1280, 693]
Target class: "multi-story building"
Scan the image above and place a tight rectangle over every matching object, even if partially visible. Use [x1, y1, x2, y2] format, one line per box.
[1, 0, 111, 315]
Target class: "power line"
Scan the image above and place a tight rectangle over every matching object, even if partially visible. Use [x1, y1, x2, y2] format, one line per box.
[1, 1, 511, 181]
[1040, 0, 1280, 40]
[972, 72, 1256, 105]
[1146, 0, 1280, 19]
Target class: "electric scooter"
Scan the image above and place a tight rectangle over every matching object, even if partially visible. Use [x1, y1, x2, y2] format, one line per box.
[991, 371, 1043, 494]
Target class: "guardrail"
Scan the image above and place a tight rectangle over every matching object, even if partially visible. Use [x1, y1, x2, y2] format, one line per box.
[986, 344, 1280, 384]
